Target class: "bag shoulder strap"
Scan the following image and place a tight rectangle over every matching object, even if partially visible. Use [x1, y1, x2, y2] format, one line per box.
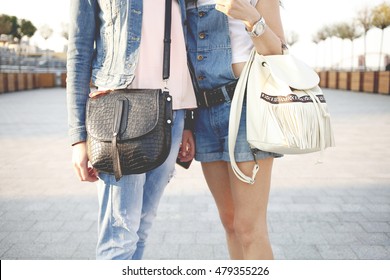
[163, 0, 172, 81]
[228, 49, 259, 184]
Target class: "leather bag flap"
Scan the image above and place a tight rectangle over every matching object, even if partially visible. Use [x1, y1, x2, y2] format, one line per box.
[86, 89, 161, 141]
[258, 53, 320, 90]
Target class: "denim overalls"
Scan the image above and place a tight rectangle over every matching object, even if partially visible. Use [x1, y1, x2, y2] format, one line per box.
[186, 4, 281, 162]
[186, 5, 237, 90]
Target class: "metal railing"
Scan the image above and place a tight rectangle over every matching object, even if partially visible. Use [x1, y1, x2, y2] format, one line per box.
[0, 48, 66, 73]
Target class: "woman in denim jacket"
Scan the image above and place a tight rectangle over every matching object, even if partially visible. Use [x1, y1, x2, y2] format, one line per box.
[186, 0, 285, 259]
[67, 0, 197, 260]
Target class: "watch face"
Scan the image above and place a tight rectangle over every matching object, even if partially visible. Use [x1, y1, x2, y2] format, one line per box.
[254, 19, 265, 36]
[247, 18, 266, 37]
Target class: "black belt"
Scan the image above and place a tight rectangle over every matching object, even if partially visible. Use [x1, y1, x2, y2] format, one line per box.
[197, 81, 238, 108]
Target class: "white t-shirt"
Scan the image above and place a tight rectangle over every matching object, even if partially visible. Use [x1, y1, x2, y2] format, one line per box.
[188, 0, 258, 63]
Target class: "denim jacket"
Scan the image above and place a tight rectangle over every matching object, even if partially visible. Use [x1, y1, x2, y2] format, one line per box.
[66, 0, 188, 145]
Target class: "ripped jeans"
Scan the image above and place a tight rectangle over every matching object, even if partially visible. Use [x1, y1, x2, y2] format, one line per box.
[95, 110, 184, 260]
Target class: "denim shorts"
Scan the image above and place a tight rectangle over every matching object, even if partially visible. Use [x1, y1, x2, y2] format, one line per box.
[194, 101, 282, 162]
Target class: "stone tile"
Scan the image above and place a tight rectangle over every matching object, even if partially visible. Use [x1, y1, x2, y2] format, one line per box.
[366, 204, 390, 213]
[286, 204, 316, 212]
[1, 244, 47, 260]
[330, 222, 366, 233]
[0, 242, 13, 258]
[367, 195, 390, 204]
[271, 245, 287, 260]
[23, 202, 54, 212]
[354, 232, 390, 246]
[299, 221, 334, 233]
[322, 233, 361, 245]
[178, 244, 213, 260]
[72, 243, 96, 260]
[164, 232, 196, 244]
[316, 196, 344, 204]
[340, 204, 371, 212]
[313, 204, 343, 213]
[212, 244, 229, 260]
[359, 222, 390, 233]
[291, 232, 328, 245]
[35, 232, 72, 244]
[1, 231, 41, 244]
[26, 211, 60, 221]
[361, 212, 390, 222]
[40, 243, 80, 260]
[0, 220, 37, 232]
[30, 221, 64, 232]
[1, 88, 390, 260]
[335, 212, 367, 222]
[269, 232, 295, 245]
[196, 232, 225, 245]
[1, 210, 35, 221]
[179, 221, 211, 233]
[0, 232, 8, 242]
[283, 245, 323, 260]
[269, 221, 303, 233]
[54, 211, 87, 221]
[350, 245, 390, 260]
[143, 244, 180, 260]
[59, 220, 94, 232]
[317, 245, 358, 260]
[291, 196, 319, 204]
[67, 232, 97, 245]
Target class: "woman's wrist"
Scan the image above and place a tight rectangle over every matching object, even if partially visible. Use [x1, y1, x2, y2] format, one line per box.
[243, 9, 262, 31]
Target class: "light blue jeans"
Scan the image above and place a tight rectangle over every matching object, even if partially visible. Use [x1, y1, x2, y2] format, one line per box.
[95, 110, 184, 260]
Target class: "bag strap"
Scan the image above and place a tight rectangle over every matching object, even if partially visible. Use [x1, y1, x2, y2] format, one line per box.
[163, 0, 172, 83]
[228, 49, 259, 184]
[112, 0, 172, 181]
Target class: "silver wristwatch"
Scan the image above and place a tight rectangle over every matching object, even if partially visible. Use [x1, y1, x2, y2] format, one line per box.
[246, 17, 266, 37]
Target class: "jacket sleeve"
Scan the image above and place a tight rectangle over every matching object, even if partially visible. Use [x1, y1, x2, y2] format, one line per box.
[66, 0, 98, 145]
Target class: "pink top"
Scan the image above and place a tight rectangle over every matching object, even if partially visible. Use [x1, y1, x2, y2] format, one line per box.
[128, 0, 197, 110]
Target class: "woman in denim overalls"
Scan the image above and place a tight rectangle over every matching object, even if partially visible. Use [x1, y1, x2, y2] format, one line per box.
[186, 0, 285, 259]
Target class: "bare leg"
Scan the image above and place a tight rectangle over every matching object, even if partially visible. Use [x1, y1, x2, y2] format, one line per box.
[201, 161, 243, 259]
[228, 157, 274, 260]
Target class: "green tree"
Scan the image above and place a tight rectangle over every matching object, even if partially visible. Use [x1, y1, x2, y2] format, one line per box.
[371, 2, 390, 70]
[0, 14, 37, 40]
[0, 14, 18, 38]
[0, 14, 12, 35]
[9, 16, 19, 39]
[20, 19, 37, 38]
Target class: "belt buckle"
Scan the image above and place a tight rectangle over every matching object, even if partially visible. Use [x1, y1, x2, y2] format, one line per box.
[202, 91, 209, 107]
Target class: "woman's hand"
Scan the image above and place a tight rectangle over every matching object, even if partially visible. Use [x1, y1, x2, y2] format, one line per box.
[72, 142, 99, 182]
[177, 130, 195, 162]
[215, 0, 261, 30]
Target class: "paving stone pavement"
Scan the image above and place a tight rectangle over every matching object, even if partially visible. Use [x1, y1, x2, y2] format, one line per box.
[0, 88, 389, 260]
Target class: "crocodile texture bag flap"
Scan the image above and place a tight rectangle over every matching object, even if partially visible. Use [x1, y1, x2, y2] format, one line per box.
[85, 0, 173, 181]
[86, 89, 173, 181]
